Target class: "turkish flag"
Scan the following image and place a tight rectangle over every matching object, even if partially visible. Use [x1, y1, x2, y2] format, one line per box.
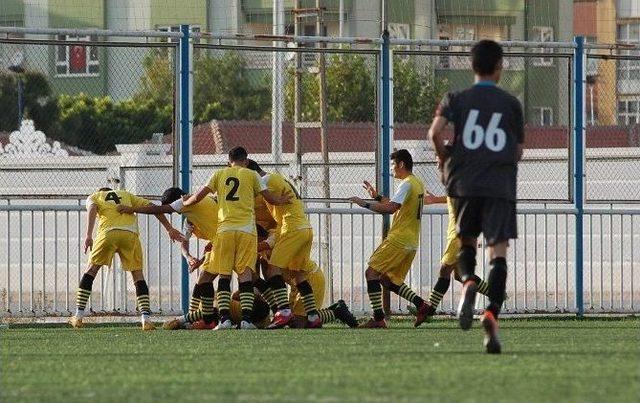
[70, 45, 86, 73]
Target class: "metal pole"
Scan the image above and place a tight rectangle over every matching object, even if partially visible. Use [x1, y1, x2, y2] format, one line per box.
[339, 0, 344, 38]
[380, 29, 392, 316]
[271, 0, 284, 165]
[17, 76, 23, 126]
[179, 25, 193, 314]
[573, 36, 585, 317]
[294, 0, 302, 179]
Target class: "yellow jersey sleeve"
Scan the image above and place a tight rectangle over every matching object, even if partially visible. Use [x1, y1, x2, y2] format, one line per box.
[129, 194, 152, 208]
[206, 170, 221, 194]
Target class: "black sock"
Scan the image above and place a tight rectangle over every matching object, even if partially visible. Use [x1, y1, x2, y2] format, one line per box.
[470, 275, 490, 296]
[486, 258, 508, 318]
[189, 283, 203, 312]
[296, 280, 318, 316]
[253, 277, 269, 294]
[268, 275, 290, 310]
[134, 280, 150, 316]
[75, 273, 95, 312]
[428, 277, 451, 308]
[457, 245, 477, 283]
[199, 282, 216, 324]
[367, 280, 385, 321]
[216, 277, 231, 319]
[238, 281, 255, 322]
[387, 282, 424, 307]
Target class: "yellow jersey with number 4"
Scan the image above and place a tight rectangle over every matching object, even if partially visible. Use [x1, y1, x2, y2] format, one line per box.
[87, 189, 151, 236]
[206, 166, 265, 234]
[385, 175, 425, 250]
[262, 172, 310, 234]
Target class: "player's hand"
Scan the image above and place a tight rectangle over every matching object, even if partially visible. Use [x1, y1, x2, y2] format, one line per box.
[362, 180, 378, 199]
[168, 228, 185, 243]
[84, 238, 93, 254]
[258, 241, 271, 253]
[116, 205, 134, 214]
[349, 196, 366, 207]
[278, 191, 293, 204]
[188, 257, 204, 273]
[203, 242, 213, 253]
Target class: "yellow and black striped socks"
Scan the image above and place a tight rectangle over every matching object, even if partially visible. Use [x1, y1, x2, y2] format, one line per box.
[318, 308, 336, 324]
[296, 281, 318, 316]
[189, 283, 202, 312]
[238, 281, 255, 322]
[217, 277, 232, 320]
[254, 278, 278, 312]
[367, 279, 385, 321]
[428, 277, 451, 308]
[134, 280, 151, 320]
[477, 278, 490, 296]
[268, 275, 290, 310]
[199, 282, 216, 324]
[388, 282, 425, 307]
[74, 273, 95, 318]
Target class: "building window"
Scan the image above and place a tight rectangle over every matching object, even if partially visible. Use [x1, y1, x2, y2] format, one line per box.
[532, 26, 554, 66]
[617, 23, 640, 81]
[55, 35, 99, 76]
[437, 24, 509, 70]
[618, 99, 640, 125]
[536, 107, 553, 126]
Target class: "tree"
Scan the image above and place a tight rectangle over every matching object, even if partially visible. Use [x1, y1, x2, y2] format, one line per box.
[0, 71, 58, 134]
[393, 57, 449, 124]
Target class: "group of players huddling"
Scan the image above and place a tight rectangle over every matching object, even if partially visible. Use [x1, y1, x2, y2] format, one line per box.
[69, 40, 522, 354]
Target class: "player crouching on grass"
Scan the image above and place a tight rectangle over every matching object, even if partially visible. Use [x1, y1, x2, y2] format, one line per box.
[70, 186, 184, 330]
[253, 226, 359, 328]
[350, 150, 432, 328]
[117, 186, 221, 330]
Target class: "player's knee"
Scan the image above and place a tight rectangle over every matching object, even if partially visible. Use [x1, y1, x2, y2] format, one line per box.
[86, 265, 101, 277]
[365, 267, 379, 281]
[130, 270, 145, 283]
[439, 264, 454, 278]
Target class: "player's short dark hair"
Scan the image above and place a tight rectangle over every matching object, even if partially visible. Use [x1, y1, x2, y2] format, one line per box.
[390, 149, 413, 171]
[99, 187, 112, 192]
[228, 146, 248, 162]
[161, 187, 187, 205]
[471, 40, 503, 76]
[246, 159, 262, 173]
[256, 224, 268, 239]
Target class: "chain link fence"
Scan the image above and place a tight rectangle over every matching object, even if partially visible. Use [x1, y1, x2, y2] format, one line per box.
[585, 49, 640, 204]
[0, 36, 178, 199]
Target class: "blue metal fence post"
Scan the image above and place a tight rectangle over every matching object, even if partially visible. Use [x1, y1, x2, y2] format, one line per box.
[380, 30, 392, 314]
[179, 25, 193, 314]
[573, 36, 585, 317]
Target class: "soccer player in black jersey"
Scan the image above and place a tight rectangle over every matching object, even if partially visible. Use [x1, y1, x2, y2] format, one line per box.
[428, 40, 524, 354]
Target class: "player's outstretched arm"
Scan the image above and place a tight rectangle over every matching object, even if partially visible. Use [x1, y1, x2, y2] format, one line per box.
[117, 203, 174, 215]
[84, 203, 97, 253]
[154, 213, 184, 243]
[423, 191, 447, 205]
[183, 186, 211, 207]
[261, 189, 292, 206]
[349, 196, 400, 214]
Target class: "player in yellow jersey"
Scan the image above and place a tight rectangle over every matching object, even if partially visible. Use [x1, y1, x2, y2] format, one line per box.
[350, 149, 431, 328]
[254, 227, 358, 328]
[69, 186, 183, 330]
[117, 186, 223, 330]
[182, 146, 291, 330]
[246, 160, 322, 329]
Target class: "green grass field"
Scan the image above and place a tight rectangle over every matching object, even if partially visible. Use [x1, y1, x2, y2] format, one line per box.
[2, 318, 639, 402]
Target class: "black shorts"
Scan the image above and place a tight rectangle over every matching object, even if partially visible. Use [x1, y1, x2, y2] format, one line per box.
[451, 197, 517, 246]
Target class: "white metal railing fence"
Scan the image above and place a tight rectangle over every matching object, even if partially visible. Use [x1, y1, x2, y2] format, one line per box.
[1, 204, 638, 317]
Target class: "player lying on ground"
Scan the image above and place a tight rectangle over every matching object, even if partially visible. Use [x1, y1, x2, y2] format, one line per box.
[183, 146, 291, 329]
[254, 226, 358, 328]
[362, 179, 494, 319]
[117, 186, 221, 330]
[70, 186, 183, 330]
[350, 150, 432, 328]
[429, 39, 524, 353]
[247, 160, 323, 329]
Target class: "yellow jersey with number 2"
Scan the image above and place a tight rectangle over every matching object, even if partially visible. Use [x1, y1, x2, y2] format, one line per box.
[206, 166, 265, 234]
